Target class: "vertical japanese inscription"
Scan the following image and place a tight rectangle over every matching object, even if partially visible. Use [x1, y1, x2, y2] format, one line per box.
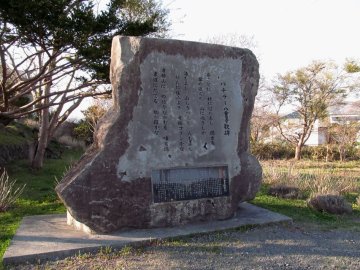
[152, 72, 159, 135]
[221, 81, 231, 136]
[175, 74, 184, 151]
[183, 71, 193, 151]
[128, 52, 242, 186]
[206, 73, 216, 145]
[147, 66, 238, 153]
[160, 68, 169, 152]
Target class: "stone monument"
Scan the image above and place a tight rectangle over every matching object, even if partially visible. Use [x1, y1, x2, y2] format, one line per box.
[56, 36, 262, 233]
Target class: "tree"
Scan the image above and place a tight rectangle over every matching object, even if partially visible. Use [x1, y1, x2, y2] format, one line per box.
[0, 0, 170, 168]
[330, 121, 359, 162]
[271, 61, 352, 160]
[345, 58, 360, 73]
[250, 105, 278, 143]
[73, 99, 110, 145]
[202, 33, 258, 52]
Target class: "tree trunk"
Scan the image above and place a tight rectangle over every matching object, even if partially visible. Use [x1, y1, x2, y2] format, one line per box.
[339, 146, 345, 162]
[31, 56, 56, 169]
[326, 144, 330, 162]
[31, 107, 50, 169]
[294, 144, 302, 160]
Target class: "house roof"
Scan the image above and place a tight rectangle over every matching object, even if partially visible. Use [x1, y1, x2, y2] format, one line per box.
[282, 111, 301, 119]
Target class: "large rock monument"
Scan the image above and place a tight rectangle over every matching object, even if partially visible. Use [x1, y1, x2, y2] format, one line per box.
[56, 36, 262, 233]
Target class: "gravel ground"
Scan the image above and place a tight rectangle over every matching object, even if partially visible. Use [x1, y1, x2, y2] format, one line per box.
[9, 223, 360, 270]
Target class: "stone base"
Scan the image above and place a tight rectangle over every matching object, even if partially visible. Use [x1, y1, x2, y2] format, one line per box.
[67, 197, 233, 234]
[67, 211, 94, 234]
[149, 196, 233, 227]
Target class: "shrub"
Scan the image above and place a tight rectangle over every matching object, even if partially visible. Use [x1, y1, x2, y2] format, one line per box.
[251, 142, 360, 161]
[343, 145, 360, 161]
[251, 142, 294, 160]
[301, 146, 329, 161]
[0, 169, 26, 212]
[307, 194, 352, 215]
[357, 196, 360, 207]
[73, 120, 93, 145]
[45, 140, 66, 159]
[268, 185, 301, 199]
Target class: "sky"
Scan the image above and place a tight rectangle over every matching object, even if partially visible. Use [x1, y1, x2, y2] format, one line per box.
[72, 0, 360, 119]
[164, 0, 360, 80]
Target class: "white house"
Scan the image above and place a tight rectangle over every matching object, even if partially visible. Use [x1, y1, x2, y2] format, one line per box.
[268, 101, 360, 146]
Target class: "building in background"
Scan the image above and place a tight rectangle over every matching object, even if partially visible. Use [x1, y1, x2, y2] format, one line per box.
[268, 100, 360, 146]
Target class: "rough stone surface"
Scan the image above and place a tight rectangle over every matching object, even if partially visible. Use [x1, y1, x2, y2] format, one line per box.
[56, 36, 261, 233]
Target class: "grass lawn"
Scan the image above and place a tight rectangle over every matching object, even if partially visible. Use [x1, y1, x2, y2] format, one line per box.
[251, 184, 360, 230]
[0, 148, 83, 265]
[0, 156, 359, 267]
[253, 160, 360, 230]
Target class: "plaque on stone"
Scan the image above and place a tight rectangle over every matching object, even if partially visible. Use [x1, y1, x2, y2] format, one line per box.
[56, 36, 262, 233]
[152, 166, 229, 203]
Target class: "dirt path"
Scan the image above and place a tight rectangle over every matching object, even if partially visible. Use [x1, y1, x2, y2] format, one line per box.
[9, 223, 360, 270]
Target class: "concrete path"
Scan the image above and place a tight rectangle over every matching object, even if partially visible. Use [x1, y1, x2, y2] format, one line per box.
[3, 203, 291, 266]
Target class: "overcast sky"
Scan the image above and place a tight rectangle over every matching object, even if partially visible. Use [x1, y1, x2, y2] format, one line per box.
[165, 0, 360, 79]
[72, 0, 359, 119]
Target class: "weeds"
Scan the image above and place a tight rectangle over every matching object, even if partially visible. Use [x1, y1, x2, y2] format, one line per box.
[118, 246, 134, 256]
[0, 169, 25, 212]
[305, 170, 358, 196]
[263, 161, 359, 198]
[54, 164, 74, 187]
[263, 161, 299, 186]
[99, 246, 113, 256]
[268, 185, 301, 199]
[308, 194, 353, 215]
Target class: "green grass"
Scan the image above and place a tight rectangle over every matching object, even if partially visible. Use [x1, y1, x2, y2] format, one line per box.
[251, 184, 360, 230]
[0, 148, 83, 264]
[0, 122, 34, 146]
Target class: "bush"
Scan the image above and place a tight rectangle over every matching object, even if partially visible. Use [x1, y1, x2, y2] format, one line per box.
[251, 142, 294, 160]
[73, 120, 93, 145]
[307, 194, 352, 215]
[357, 196, 360, 207]
[343, 145, 360, 161]
[268, 185, 302, 199]
[0, 169, 26, 212]
[45, 140, 65, 159]
[301, 146, 329, 160]
[251, 142, 360, 161]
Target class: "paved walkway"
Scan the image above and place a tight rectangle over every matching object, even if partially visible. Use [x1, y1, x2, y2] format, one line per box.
[3, 203, 291, 265]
